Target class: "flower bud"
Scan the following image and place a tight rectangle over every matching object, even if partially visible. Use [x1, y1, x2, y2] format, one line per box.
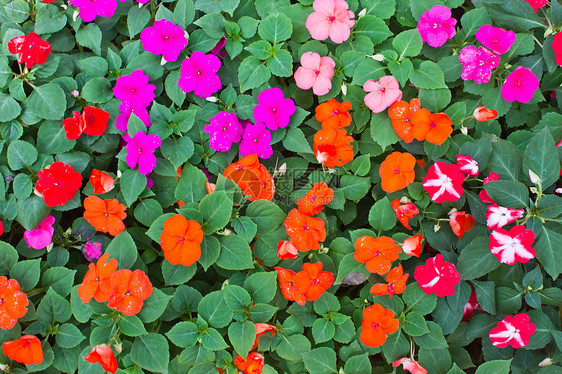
[434, 224, 440, 232]
[160, 56, 167, 66]
[113, 343, 123, 353]
[205, 96, 218, 103]
[370, 54, 385, 61]
[278, 163, 287, 175]
[538, 357, 553, 367]
[529, 169, 541, 184]
[358, 8, 367, 17]
[341, 83, 347, 96]
[71, 90, 80, 97]
[461, 126, 468, 135]
[73, 9, 79, 22]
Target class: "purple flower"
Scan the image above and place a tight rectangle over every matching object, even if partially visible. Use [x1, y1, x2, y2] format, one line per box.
[240, 122, 273, 159]
[253, 88, 296, 131]
[417, 5, 457, 48]
[211, 37, 227, 57]
[140, 19, 188, 63]
[146, 175, 153, 189]
[113, 70, 156, 107]
[204, 111, 243, 152]
[476, 25, 516, 55]
[178, 51, 221, 98]
[501, 66, 539, 103]
[116, 101, 151, 132]
[71, 0, 117, 23]
[126, 132, 162, 175]
[24, 214, 55, 250]
[458, 46, 500, 84]
[83, 241, 103, 262]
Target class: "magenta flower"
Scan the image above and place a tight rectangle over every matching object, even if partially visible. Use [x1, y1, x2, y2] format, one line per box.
[126, 132, 162, 175]
[489, 225, 535, 265]
[294, 52, 335, 96]
[140, 19, 188, 63]
[501, 66, 539, 103]
[204, 111, 243, 152]
[240, 122, 273, 159]
[458, 46, 500, 85]
[83, 241, 103, 262]
[476, 25, 516, 55]
[417, 5, 457, 48]
[414, 254, 460, 297]
[178, 51, 221, 98]
[210, 37, 227, 57]
[24, 214, 55, 250]
[116, 101, 152, 132]
[71, 0, 117, 23]
[305, 0, 355, 44]
[489, 314, 536, 349]
[253, 88, 296, 131]
[113, 70, 156, 132]
[363, 75, 402, 113]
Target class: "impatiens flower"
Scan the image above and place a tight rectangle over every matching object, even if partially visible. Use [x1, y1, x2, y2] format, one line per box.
[293, 262, 334, 302]
[489, 314, 536, 349]
[113, 70, 156, 131]
[2, 335, 43, 365]
[414, 254, 460, 297]
[83, 196, 127, 237]
[234, 352, 265, 374]
[116, 101, 152, 132]
[501, 66, 539, 103]
[476, 25, 516, 55]
[392, 199, 419, 230]
[305, 0, 355, 44]
[253, 88, 296, 131]
[71, 0, 117, 22]
[370, 264, 409, 298]
[456, 154, 479, 176]
[126, 132, 161, 175]
[423, 162, 465, 203]
[360, 303, 399, 347]
[486, 204, 525, 230]
[449, 211, 475, 238]
[223, 154, 275, 201]
[462, 288, 482, 322]
[411, 109, 453, 145]
[204, 111, 243, 152]
[140, 19, 188, 62]
[210, 37, 226, 57]
[90, 169, 115, 194]
[35, 162, 83, 207]
[276, 267, 308, 306]
[0, 221, 3, 237]
[315, 99, 352, 129]
[24, 214, 55, 250]
[474, 106, 498, 121]
[313, 128, 354, 167]
[393, 358, 428, 374]
[354, 236, 401, 275]
[552, 32, 562, 67]
[178, 51, 221, 98]
[77, 253, 118, 303]
[108, 269, 153, 316]
[524, 0, 547, 12]
[379, 152, 416, 193]
[489, 225, 535, 265]
[388, 98, 422, 143]
[85, 344, 117, 374]
[277, 240, 298, 260]
[239, 122, 273, 159]
[284, 209, 326, 251]
[294, 52, 335, 96]
[82, 241, 103, 262]
[480, 172, 500, 203]
[297, 182, 334, 216]
[252, 323, 278, 350]
[363, 75, 402, 113]
[0, 277, 28, 330]
[417, 5, 457, 48]
[458, 46, 500, 84]
[402, 234, 423, 257]
[63, 106, 110, 140]
[8, 33, 51, 68]
[160, 214, 204, 267]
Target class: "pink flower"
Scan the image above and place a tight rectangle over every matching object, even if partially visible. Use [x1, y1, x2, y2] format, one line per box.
[462, 288, 482, 322]
[83, 241, 103, 262]
[294, 52, 335, 96]
[178, 51, 221, 98]
[417, 5, 457, 48]
[140, 19, 188, 63]
[476, 25, 516, 55]
[239, 122, 273, 159]
[393, 358, 428, 374]
[422, 162, 465, 203]
[489, 314, 536, 349]
[489, 225, 535, 265]
[305, 0, 355, 44]
[458, 46, 500, 84]
[414, 254, 460, 297]
[126, 132, 162, 175]
[485, 204, 525, 230]
[480, 172, 500, 203]
[253, 88, 296, 131]
[402, 234, 423, 257]
[456, 154, 479, 176]
[474, 106, 498, 121]
[116, 101, 151, 132]
[501, 66, 539, 103]
[210, 37, 227, 57]
[277, 240, 298, 260]
[24, 214, 55, 250]
[71, 0, 116, 22]
[524, 0, 547, 12]
[363, 75, 402, 113]
[113, 70, 156, 132]
[204, 111, 243, 152]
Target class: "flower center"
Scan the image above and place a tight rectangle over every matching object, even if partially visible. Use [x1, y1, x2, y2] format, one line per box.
[130, 88, 136, 93]
[394, 168, 400, 174]
[54, 182, 60, 186]
[254, 138, 259, 142]
[314, 70, 320, 76]
[430, 121, 436, 128]
[433, 23, 439, 29]
[272, 107, 276, 113]
[125, 290, 131, 296]
[372, 322, 379, 328]
[312, 279, 319, 285]
[380, 88, 385, 94]
[374, 251, 382, 256]
[310, 195, 317, 202]
[333, 110, 339, 115]
[104, 212, 109, 217]
[178, 237, 184, 243]
[197, 70, 201, 75]
[514, 79, 521, 86]
[303, 225, 309, 230]
[328, 16, 335, 23]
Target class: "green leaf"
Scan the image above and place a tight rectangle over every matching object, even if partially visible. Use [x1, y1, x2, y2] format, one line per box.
[175, 163, 208, 203]
[419, 88, 451, 112]
[228, 321, 256, 357]
[403, 283, 437, 315]
[268, 49, 293, 77]
[8, 140, 38, 170]
[352, 58, 385, 86]
[134, 199, 163, 227]
[258, 13, 293, 44]
[201, 328, 229, 350]
[28, 82, 66, 120]
[370, 112, 400, 149]
[459, 137, 493, 168]
[483, 180, 529, 208]
[481, 87, 512, 117]
[199, 191, 232, 233]
[198, 291, 233, 328]
[0, 242, 18, 276]
[216, 234, 254, 270]
[457, 237, 501, 280]
[393, 29, 423, 59]
[335, 253, 370, 285]
[106, 231, 138, 269]
[488, 139, 522, 181]
[283, 127, 313, 154]
[37, 121, 75, 154]
[368, 196, 396, 232]
[312, 318, 335, 343]
[460, 7, 492, 37]
[232, 216, 258, 243]
[38, 288, 72, 323]
[161, 136, 194, 169]
[353, 15, 392, 45]
[402, 312, 430, 336]
[414, 321, 448, 349]
[162, 260, 196, 286]
[277, 334, 311, 361]
[419, 347, 452, 374]
[339, 175, 371, 201]
[383, 330, 410, 362]
[245, 199, 285, 235]
[471, 280, 496, 314]
[301, 347, 338, 374]
[118, 315, 148, 337]
[224, 285, 252, 310]
[138, 288, 171, 323]
[523, 127, 560, 187]
[535, 225, 562, 279]
[81, 77, 113, 103]
[361, 0, 396, 18]
[409, 61, 447, 89]
[16, 196, 50, 231]
[127, 6, 150, 38]
[343, 353, 372, 374]
[481, 0, 546, 32]
[475, 359, 511, 374]
[42, 267, 76, 297]
[238, 56, 271, 93]
[0, 93, 21, 122]
[244, 271, 277, 303]
[56, 324, 85, 348]
[537, 288, 562, 306]
[121, 169, 147, 207]
[166, 321, 199, 348]
[174, 0, 196, 28]
[76, 24, 102, 55]
[79, 56, 109, 77]
[10, 259, 41, 290]
[199, 236, 220, 271]
[131, 333, 170, 373]
[35, 3, 66, 34]
[496, 287, 522, 314]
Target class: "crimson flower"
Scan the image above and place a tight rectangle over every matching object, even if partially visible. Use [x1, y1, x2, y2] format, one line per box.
[85, 344, 117, 374]
[8, 33, 51, 69]
[489, 225, 535, 265]
[422, 162, 465, 203]
[63, 106, 110, 141]
[489, 313, 536, 349]
[414, 254, 460, 297]
[462, 288, 482, 322]
[479, 172, 500, 203]
[35, 162, 83, 207]
[391, 199, 419, 230]
[449, 211, 475, 238]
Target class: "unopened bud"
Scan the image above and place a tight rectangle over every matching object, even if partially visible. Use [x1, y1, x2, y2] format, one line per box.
[529, 170, 541, 184]
[205, 96, 218, 103]
[223, 229, 233, 236]
[117, 170, 122, 179]
[278, 163, 287, 175]
[341, 83, 347, 96]
[461, 126, 468, 135]
[358, 8, 367, 17]
[545, 28, 554, 38]
[221, 279, 229, 290]
[0, 363, 8, 372]
[555, 188, 562, 194]
[114, 343, 123, 353]
[370, 54, 385, 61]
[73, 9, 79, 22]
[46, 242, 54, 253]
[538, 357, 553, 367]
[138, 2, 143, 8]
[160, 56, 167, 66]
[399, 196, 410, 204]
[447, 208, 458, 216]
[434, 224, 440, 232]
[71, 90, 80, 97]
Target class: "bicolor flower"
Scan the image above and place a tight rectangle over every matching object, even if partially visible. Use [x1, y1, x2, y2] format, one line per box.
[422, 162, 465, 203]
[480, 172, 500, 203]
[449, 211, 475, 238]
[414, 254, 460, 297]
[402, 234, 423, 257]
[489, 225, 535, 265]
[489, 314, 536, 349]
[485, 204, 525, 230]
[474, 106, 498, 121]
[456, 154, 479, 176]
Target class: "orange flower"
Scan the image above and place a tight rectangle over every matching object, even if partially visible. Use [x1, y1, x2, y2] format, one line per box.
[77, 253, 118, 303]
[379, 152, 416, 193]
[85, 344, 117, 374]
[354, 236, 401, 275]
[2, 335, 43, 365]
[313, 128, 354, 167]
[235, 352, 264, 374]
[294, 262, 334, 302]
[391, 199, 419, 230]
[402, 234, 423, 257]
[223, 154, 275, 201]
[160, 214, 204, 266]
[297, 182, 334, 216]
[83, 196, 126, 236]
[283, 209, 326, 252]
[252, 323, 278, 350]
[388, 98, 421, 143]
[360, 303, 399, 348]
[370, 264, 409, 298]
[411, 109, 453, 145]
[275, 267, 308, 306]
[90, 169, 115, 194]
[449, 211, 475, 238]
[0, 276, 28, 330]
[315, 99, 352, 129]
[107, 269, 153, 316]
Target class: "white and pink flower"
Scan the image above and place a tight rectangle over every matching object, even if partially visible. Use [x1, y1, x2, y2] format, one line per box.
[422, 162, 465, 203]
[456, 154, 479, 176]
[414, 254, 460, 297]
[485, 204, 525, 230]
[489, 313, 536, 349]
[489, 225, 535, 265]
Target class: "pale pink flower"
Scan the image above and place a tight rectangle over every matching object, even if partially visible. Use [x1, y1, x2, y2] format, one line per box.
[24, 214, 55, 250]
[456, 154, 479, 176]
[458, 46, 500, 84]
[294, 52, 335, 96]
[204, 111, 243, 152]
[393, 358, 428, 374]
[489, 314, 536, 349]
[417, 5, 457, 48]
[140, 19, 188, 63]
[501, 66, 539, 103]
[476, 25, 516, 55]
[363, 75, 402, 113]
[178, 51, 221, 98]
[305, 0, 355, 44]
[485, 204, 525, 230]
[489, 225, 535, 265]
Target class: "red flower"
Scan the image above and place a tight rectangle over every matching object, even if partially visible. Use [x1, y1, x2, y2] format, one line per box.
[360, 303, 399, 347]
[85, 344, 117, 374]
[479, 172, 500, 203]
[235, 352, 264, 374]
[275, 267, 308, 306]
[524, 0, 547, 12]
[455, 154, 479, 176]
[293, 262, 334, 302]
[277, 240, 298, 260]
[489, 313, 536, 349]
[489, 225, 535, 265]
[473, 106, 498, 122]
[252, 323, 278, 350]
[297, 182, 334, 216]
[485, 204, 525, 230]
[402, 234, 423, 257]
[553, 33, 562, 67]
[2, 335, 43, 365]
[8, 33, 51, 69]
[393, 357, 428, 374]
[370, 264, 409, 298]
[414, 254, 460, 297]
[391, 199, 419, 230]
[462, 288, 482, 322]
[0, 276, 29, 330]
[107, 269, 153, 316]
[449, 211, 475, 238]
[35, 162, 83, 207]
[283, 208, 326, 252]
[422, 162, 464, 203]
[63, 107, 110, 141]
[0, 221, 3, 236]
[90, 169, 115, 194]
